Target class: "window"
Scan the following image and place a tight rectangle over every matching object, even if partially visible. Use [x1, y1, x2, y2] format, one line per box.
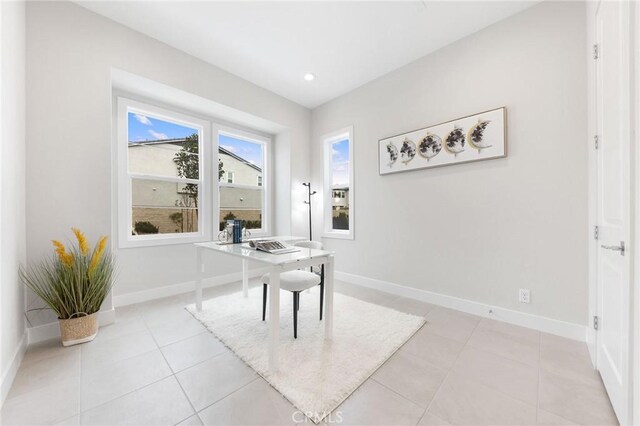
[323, 126, 354, 239]
[218, 129, 269, 235]
[117, 97, 271, 247]
[117, 98, 211, 248]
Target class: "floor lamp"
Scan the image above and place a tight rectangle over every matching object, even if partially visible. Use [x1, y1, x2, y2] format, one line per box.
[302, 182, 317, 241]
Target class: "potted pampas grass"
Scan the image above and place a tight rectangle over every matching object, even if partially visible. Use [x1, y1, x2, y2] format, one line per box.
[20, 229, 116, 346]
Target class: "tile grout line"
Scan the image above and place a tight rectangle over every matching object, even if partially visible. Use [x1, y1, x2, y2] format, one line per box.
[79, 328, 160, 373]
[194, 377, 262, 417]
[170, 373, 198, 425]
[450, 328, 546, 409]
[148, 318, 200, 420]
[76, 316, 176, 417]
[144, 306, 260, 422]
[443, 321, 543, 416]
[416, 312, 482, 425]
[80, 374, 175, 417]
[369, 344, 449, 411]
[5, 349, 82, 402]
[370, 377, 428, 412]
[464, 331, 540, 369]
[167, 343, 232, 375]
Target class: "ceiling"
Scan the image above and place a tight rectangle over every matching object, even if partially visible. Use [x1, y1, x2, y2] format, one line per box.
[77, 1, 539, 109]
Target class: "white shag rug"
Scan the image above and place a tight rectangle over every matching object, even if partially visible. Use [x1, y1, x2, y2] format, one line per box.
[186, 286, 425, 423]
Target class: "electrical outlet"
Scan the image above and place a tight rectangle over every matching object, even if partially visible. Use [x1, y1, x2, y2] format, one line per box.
[519, 289, 531, 304]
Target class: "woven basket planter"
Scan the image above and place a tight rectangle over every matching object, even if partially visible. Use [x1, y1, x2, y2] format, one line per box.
[59, 313, 98, 346]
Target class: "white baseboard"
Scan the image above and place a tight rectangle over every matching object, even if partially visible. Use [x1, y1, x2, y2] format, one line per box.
[27, 308, 116, 345]
[336, 271, 588, 342]
[0, 331, 27, 409]
[112, 268, 269, 307]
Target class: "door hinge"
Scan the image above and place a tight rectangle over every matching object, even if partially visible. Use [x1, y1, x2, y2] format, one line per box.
[594, 226, 599, 240]
[593, 44, 599, 60]
[593, 315, 599, 330]
[594, 135, 599, 149]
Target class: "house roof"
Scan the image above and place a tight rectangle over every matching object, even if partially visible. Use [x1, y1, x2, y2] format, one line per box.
[129, 138, 262, 172]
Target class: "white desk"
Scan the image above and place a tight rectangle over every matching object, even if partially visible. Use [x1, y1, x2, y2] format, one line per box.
[194, 237, 334, 373]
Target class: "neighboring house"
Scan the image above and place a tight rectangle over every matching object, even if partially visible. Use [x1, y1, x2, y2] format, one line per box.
[331, 188, 349, 211]
[218, 146, 263, 226]
[128, 138, 262, 233]
[331, 187, 349, 230]
[218, 146, 262, 186]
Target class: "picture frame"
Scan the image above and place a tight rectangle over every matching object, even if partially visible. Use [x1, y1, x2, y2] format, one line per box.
[378, 107, 507, 175]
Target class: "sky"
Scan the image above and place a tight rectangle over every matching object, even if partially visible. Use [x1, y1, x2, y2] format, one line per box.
[128, 112, 197, 142]
[129, 112, 264, 169]
[332, 138, 350, 187]
[219, 134, 264, 169]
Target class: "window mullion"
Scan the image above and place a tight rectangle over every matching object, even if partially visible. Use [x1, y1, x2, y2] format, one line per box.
[128, 173, 200, 185]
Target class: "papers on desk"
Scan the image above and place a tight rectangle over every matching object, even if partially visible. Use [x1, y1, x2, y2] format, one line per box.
[247, 240, 300, 254]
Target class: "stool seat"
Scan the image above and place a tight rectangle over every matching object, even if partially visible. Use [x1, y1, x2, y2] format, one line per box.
[261, 270, 321, 292]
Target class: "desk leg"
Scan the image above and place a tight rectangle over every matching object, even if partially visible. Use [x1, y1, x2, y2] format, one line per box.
[242, 259, 249, 298]
[195, 246, 203, 312]
[325, 255, 334, 340]
[268, 266, 280, 372]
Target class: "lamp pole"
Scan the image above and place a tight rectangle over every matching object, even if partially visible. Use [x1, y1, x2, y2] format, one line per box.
[302, 182, 317, 241]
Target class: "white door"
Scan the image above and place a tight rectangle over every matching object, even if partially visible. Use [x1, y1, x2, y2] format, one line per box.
[595, 0, 631, 423]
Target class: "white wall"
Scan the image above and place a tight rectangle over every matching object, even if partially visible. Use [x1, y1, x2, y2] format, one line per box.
[311, 1, 589, 325]
[25, 1, 311, 326]
[0, 0, 27, 405]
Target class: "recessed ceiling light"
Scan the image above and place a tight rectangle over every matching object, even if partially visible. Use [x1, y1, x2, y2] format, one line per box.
[304, 73, 315, 81]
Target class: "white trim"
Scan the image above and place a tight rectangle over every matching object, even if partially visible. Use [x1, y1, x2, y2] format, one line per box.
[220, 182, 266, 191]
[0, 332, 27, 410]
[586, 0, 599, 367]
[336, 271, 587, 342]
[216, 124, 272, 238]
[27, 308, 115, 345]
[322, 126, 354, 240]
[632, 2, 640, 423]
[116, 97, 213, 249]
[128, 173, 200, 185]
[112, 267, 270, 307]
[589, 3, 633, 423]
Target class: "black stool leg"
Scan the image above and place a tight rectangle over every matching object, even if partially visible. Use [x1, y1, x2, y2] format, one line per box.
[293, 292, 299, 339]
[262, 283, 267, 321]
[319, 264, 325, 321]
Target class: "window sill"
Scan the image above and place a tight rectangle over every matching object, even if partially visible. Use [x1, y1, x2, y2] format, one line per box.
[118, 233, 209, 249]
[322, 231, 354, 240]
[242, 230, 269, 239]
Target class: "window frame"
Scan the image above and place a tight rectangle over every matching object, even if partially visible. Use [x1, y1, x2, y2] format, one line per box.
[323, 126, 354, 240]
[216, 125, 271, 238]
[117, 97, 212, 248]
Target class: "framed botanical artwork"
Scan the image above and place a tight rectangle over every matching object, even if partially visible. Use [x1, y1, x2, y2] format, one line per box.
[378, 107, 507, 175]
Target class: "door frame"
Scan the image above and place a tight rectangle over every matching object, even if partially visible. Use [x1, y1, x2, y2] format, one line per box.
[632, 2, 640, 424]
[587, 1, 638, 424]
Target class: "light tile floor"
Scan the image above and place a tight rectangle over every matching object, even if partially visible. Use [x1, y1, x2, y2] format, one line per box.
[1, 280, 619, 426]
